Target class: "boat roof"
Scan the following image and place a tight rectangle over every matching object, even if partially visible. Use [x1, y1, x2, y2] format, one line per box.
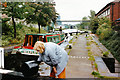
[26, 33, 59, 36]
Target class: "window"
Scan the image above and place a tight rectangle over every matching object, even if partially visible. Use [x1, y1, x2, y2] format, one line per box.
[39, 36, 42, 41]
[29, 37, 31, 45]
[32, 36, 39, 47]
[24, 35, 28, 46]
[53, 37, 56, 43]
[56, 37, 59, 42]
[49, 38, 53, 42]
[28, 35, 33, 47]
[107, 8, 110, 15]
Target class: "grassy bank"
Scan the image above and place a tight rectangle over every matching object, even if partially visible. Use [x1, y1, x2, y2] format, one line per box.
[2, 23, 47, 47]
[100, 31, 120, 62]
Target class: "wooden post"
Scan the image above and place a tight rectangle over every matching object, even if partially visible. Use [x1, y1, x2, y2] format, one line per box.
[0, 47, 4, 68]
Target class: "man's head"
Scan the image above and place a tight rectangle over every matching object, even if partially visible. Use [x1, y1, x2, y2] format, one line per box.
[33, 41, 45, 54]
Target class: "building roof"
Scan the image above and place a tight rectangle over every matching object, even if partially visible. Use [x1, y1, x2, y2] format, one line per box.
[95, 0, 120, 16]
[95, 2, 112, 16]
[114, 0, 120, 2]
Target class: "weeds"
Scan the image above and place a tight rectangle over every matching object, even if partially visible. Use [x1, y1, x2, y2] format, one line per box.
[103, 51, 110, 57]
[86, 46, 91, 50]
[68, 49, 71, 55]
[91, 71, 104, 78]
[86, 41, 91, 46]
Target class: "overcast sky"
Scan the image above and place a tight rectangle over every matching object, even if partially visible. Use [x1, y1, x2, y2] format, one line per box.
[55, 0, 114, 21]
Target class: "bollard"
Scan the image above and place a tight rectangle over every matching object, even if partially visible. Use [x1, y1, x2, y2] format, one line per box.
[68, 44, 72, 49]
[0, 47, 4, 68]
[70, 33, 72, 36]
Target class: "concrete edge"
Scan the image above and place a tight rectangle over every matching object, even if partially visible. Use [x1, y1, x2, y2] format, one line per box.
[95, 57, 119, 77]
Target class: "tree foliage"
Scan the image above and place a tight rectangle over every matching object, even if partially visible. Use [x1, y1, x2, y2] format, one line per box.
[2, 2, 57, 46]
[88, 10, 99, 33]
[76, 16, 89, 30]
[2, 2, 25, 38]
[80, 17, 89, 29]
[24, 2, 58, 33]
[93, 16, 120, 62]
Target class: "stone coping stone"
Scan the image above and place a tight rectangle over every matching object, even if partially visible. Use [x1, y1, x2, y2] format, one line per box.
[115, 64, 120, 68]
[115, 59, 120, 64]
[0, 69, 23, 77]
[115, 68, 120, 73]
[95, 57, 119, 77]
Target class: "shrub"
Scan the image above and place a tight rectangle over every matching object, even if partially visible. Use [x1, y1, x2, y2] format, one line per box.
[2, 39, 10, 46]
[2, 23, 47, 46]
[91, 71, 100, 77]
[94, 62, 98, 69]
[98, 28, 113, 41]
[94, 17, 120, 62]
[2, 35, 11, 46]
[86, 41, 91, 46]
[86, 46, 91, 50]
[103, 51, 109, 57]
[110, 31, 118, 40]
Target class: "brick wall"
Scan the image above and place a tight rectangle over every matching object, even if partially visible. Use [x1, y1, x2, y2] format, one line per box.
[112, 2, 120, 21]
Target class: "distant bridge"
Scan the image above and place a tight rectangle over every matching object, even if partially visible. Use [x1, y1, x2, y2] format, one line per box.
[56, 20, 90, 22]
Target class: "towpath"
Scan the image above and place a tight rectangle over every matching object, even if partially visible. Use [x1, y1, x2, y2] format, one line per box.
[66, 34, 94, 78]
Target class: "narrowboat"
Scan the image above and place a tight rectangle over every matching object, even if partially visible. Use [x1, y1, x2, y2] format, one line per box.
[4, 33, 65, 73]
[12, 33, 64, 55]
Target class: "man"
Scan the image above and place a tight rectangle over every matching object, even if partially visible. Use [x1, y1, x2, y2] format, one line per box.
[59, 26, 62, 34]
[33, 41, 68, 78]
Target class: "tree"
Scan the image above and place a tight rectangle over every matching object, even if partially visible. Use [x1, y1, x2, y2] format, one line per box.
[2, 2, 25, 38]
[25, 2, 58, 33]
[2, 18, 11, 35]
[88, 10, 96, 20]
[90, 17, 99, 33]
[88, 10, 99, 33]
[80, 17, 90, 29]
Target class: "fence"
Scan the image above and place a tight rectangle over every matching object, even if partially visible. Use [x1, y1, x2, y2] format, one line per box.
[0, 48, 4, 68]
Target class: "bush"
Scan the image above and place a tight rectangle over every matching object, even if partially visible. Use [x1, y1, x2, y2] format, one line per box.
[88, 55, 95, 61]
[2, 39, 10, 46]
[98, 28, 113, 41]
[100, 31, 120, 62]
[94, 62, 98, 69]
[2, 22, 13, 35]
[2, 35, 11, 46]
[113, 44, 119, 51]
[86, 46, 91, 50]
[88, 51, 92, 56]
[2, 23, 47, 46]
[103, 51, 109, 57]
[91, 71, 100, 77]
[110, 31, 118, 40]
[94, 17, 120, 62]
[86, 41, 91, 46]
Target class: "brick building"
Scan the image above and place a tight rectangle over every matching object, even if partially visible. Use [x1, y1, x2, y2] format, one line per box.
[95, 0, 120, 23]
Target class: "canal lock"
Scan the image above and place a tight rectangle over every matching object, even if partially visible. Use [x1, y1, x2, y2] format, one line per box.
[101, 56, 120, 74]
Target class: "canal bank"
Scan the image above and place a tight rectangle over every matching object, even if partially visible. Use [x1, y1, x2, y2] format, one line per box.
[89, 34, 120, 78]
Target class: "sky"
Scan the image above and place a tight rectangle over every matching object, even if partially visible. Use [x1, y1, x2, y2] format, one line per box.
[55, 0, 114, 22]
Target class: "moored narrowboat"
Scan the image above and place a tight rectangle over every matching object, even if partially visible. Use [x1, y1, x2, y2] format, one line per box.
[4, 33, 65, 73]
[13, 33, 65, 55]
